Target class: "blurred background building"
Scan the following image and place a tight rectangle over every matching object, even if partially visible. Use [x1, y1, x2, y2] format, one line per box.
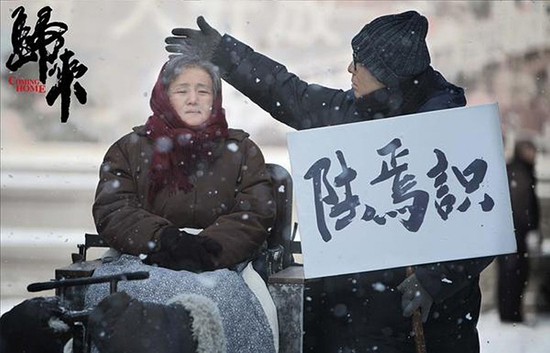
[1, 1, 549, 347]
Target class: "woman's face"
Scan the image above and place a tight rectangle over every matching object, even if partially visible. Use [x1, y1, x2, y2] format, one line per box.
[167, 66, 214, 127]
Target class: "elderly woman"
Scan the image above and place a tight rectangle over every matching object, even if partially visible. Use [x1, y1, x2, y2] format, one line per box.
[85, 55, 277, 353]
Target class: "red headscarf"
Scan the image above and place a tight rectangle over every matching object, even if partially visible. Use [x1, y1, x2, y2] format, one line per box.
[144, 63, 228, 202]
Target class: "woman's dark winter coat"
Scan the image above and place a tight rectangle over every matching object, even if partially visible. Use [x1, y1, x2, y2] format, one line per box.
[211, 34, 494, 352]
[93, 127, 276, 269]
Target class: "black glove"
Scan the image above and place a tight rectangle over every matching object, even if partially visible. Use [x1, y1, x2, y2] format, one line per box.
[165, 16, 222, 61]
[397, 273, 433, 323]
[88, 292, 197, 353]
[0, 297, 71, 353]
[145, 226, 222, 272]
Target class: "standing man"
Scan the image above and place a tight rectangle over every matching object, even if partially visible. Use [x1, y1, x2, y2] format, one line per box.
[167, 11, 493, 352]
[498, 140, 540, 323]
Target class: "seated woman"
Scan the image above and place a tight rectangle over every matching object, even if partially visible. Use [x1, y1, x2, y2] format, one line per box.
[86, 54, 277, 353]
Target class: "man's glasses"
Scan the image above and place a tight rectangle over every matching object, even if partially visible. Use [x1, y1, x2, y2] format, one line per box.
[352, 51, 360, 70]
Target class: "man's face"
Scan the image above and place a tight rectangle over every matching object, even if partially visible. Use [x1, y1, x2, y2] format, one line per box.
[347, 57, 385, 98]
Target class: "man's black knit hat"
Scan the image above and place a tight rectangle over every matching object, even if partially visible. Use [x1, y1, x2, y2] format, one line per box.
[351, 10, 431, 87]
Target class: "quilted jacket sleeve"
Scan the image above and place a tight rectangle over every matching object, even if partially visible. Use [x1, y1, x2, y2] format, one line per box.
[199, 138, 276, 268]
[92, 138, 171, 255]
[213, 34, 359, 130]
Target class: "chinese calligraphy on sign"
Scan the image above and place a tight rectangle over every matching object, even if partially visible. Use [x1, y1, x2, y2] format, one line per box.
[305, 140, 495, 243]
[288, 104, 516, 279]
[6, 6, 88, 123]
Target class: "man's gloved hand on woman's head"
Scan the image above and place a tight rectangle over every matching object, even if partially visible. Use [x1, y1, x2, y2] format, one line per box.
[165, 16, 222, 61]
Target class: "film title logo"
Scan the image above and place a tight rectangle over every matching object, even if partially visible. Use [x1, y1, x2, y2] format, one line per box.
[8, 76, 46, 93]
[6, 6, 88, 123]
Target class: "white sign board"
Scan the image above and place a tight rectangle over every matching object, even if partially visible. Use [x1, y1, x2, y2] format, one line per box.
[287, 104, 516, 279]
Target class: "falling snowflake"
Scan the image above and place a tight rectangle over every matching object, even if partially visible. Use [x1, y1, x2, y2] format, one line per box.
[372, 282, 386, 292]
[227, 142, 239, 152]
[332, 303, 348, 318]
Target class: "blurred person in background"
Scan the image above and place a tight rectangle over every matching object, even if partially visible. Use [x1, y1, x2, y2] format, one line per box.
[167, 10, 494, 353]
[498, 140, 541, 323]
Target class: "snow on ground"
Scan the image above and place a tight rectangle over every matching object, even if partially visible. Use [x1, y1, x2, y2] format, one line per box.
[478, 309, 550, 353]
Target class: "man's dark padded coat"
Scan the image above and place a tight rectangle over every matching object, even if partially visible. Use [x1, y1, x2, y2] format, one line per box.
[212, 34, 494, 353]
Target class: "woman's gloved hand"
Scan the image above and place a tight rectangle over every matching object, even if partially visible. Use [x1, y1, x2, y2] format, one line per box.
[88, 292, 197, 353]
[165, 16, 222, 61]
[397, 273, 433, 323]
[145, 226, 222, 272]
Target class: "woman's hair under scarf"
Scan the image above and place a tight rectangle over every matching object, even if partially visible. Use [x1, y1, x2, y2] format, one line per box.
[145, 55, 229, 203]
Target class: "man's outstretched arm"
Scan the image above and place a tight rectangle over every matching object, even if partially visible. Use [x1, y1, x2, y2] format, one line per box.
[166, 16, 359, 130]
